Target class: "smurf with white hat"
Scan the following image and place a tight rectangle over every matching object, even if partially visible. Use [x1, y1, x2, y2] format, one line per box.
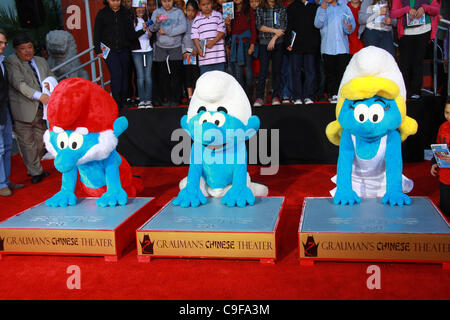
[174, 71, 268, 208]
[326, 46, 418, 207]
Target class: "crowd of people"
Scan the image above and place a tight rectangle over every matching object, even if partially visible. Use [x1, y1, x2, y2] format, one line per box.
[94, 0, 441, 108]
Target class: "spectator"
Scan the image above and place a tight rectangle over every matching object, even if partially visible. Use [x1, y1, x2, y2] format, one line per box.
[191, 0, 227, 75]
[131, 0, 154, 109]
[0, 30, 24, 196]
[347, 0, 364, 55]
[149, 0, 187, 106]
[94, 0, 147, 109]
[314, 0, 355, 103]
[4, 34, 54, 184]
[182, 0, 201, 102]
[286, 0, 321, 105]
[174, 0, 185, 11]
[359, 0, 395, 56]
[122, 0, 133, 10]
[226, 0, 257, 102]
[253, 0, 287, 106]
[430, 99, 450, 217]
[391, 0, 441, 99]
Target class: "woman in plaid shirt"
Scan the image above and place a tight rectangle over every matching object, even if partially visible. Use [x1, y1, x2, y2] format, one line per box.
[253, 0, 287, 106]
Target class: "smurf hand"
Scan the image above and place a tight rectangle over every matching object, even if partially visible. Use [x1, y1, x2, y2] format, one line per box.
[382, 192, 411, 207]
[45, 190, 77, 208]
[97, 188, 128, 207]
[173, 187, 207, 208]
[221, 185, 255, 207]
[333, 188, 361, 206]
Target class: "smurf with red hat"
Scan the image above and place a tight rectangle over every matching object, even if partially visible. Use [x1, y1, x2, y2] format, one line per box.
[43, 77, 141, 207]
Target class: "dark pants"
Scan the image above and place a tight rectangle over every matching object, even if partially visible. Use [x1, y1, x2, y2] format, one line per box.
[361, 29, 395, 57]
[291, 53, 316, 100]
[184, 64, 200, 90]
[440, 182, 450, 217]
[322, 53, 351, 97]
[256, 42, 283, 100]
[159, 59, 183, 104]
[105, 49, 131, 107]
[399, 31, 430, 97]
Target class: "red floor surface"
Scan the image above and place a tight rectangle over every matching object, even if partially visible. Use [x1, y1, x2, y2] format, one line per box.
[0, 155, 449, 300]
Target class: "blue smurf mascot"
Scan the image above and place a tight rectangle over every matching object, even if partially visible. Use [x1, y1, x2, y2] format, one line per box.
[174, 71, 268, 208]
[327, 46, 418, 206]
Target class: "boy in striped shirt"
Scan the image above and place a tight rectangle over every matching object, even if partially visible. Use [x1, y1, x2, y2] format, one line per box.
[191, 0, 227, 75]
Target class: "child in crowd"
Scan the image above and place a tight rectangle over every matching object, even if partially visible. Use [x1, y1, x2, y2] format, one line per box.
[314, 0, 355, 104]
[347, 0, 364, 55]
[390, 0, 440, 99]
[191, 0, 227, 75]
[149, 0, 187, 106]
[431, 100, 450, 218]
[131, 0, 153, 108]
[122, 0, 133, 10]
[285, 0, 320, 105]
[359, 0, 395, 56]
[250, 0, 261, 102]
[253, 0, 287, 106]
[174, 0, 185, 11]
[226, 0, 257, 102]
[182, 0, 201, 101]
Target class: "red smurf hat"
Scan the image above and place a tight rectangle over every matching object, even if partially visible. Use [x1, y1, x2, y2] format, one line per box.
[47, 77, 118, 133]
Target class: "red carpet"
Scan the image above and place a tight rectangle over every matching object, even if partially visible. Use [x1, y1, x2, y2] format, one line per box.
[0, 155, 449, 300]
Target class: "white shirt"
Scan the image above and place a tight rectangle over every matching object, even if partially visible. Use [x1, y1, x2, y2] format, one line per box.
[133, 17, 152, 53]
[29, 58, 43, 101]
[0, 55, 4, 76]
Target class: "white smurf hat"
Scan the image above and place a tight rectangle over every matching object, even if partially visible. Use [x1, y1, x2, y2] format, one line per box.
[132, 0, 147, 7]
[187, 71, 252, 125]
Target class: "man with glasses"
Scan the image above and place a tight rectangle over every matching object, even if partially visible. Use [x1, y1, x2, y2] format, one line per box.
[0, 30, 24, 196]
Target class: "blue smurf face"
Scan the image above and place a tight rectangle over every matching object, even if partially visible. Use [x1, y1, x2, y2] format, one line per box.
[338, 96, 402, 139]
[181, 106, 260, 148]
[49, 130, 100, 173]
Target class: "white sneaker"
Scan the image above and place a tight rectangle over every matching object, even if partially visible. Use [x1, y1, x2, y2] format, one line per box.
[304, 98, 314, 105]
[329, 95, 338, 104]
[282, 98, 291, 104]
[294, 99, 303, 105]
[145, 101, 153, 108]
[253, 98, 264, 107]
[138, 101, 147, 109]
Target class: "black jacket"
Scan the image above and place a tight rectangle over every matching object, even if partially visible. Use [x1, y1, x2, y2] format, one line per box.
[0, 64, 9, 125]
[94, 6, 145, 54]
[285, 1, 320, 54]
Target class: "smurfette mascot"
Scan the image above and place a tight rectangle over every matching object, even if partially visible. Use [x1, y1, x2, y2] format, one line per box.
[326, 46, 418, 206]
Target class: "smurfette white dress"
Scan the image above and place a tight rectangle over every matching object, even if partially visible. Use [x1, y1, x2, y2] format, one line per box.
[330, 134, 413, 198]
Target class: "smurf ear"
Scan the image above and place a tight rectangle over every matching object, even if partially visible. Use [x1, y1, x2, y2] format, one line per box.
[113, 116, 128, 137]
[244, 115, 260, 139]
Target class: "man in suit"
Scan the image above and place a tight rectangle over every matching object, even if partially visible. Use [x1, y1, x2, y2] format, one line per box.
[5, 34, 54, 184]
[0, 30, 24, 196]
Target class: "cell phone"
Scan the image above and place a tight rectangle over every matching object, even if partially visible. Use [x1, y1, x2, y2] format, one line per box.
[159, 14, 168, 21]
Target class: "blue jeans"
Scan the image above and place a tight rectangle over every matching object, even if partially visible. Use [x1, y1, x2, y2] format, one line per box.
[361, 29, 395, 57]
[199, 62, 226, 75]
[0, 111, 12, 189]
[291, 53, 316, 100]
[256, 42, 283, 99]
[280, 51, 293, 99]
[228, 41, 253, 93]
[132, 51, 153, 101]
